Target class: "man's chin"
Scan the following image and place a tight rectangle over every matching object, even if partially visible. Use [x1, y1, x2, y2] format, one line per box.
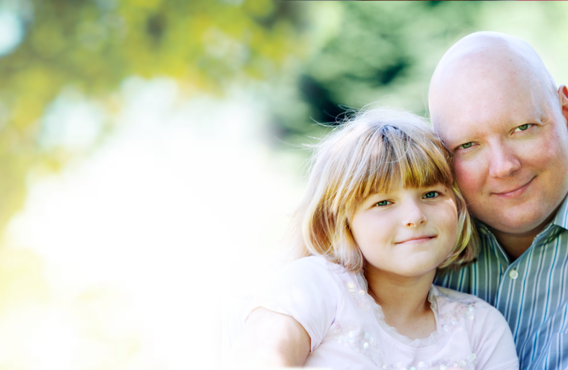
[481, 209, 556, 238]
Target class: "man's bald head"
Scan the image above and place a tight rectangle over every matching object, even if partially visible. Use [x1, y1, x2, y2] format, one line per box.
[429, 31, 558, 129]
[427, 31, 568, 252]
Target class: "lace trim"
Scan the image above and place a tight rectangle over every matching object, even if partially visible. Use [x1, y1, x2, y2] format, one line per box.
[328, 322, 385, 366]
[341, 277, 371, 313]
[328, 321, 478, 369]
[439, 299, 476, 333]
[340, 272, 479, 349]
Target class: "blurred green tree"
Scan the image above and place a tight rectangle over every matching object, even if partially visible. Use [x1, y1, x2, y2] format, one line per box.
[269, 1, 483, 146]
[271, 2, 568, 151]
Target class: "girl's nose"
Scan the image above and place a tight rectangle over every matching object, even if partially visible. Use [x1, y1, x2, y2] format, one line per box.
[403, 203, 427, 228]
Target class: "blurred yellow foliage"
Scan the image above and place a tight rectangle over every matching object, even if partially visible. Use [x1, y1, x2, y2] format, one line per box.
[0, 0, 306, 238]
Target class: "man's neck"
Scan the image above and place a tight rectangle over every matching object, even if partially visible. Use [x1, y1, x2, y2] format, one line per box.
[489, 212, 556, 261]
[490, 229, 539, 261]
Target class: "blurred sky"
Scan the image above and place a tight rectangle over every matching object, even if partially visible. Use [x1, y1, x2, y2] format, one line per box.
[1, 2, 568, 370]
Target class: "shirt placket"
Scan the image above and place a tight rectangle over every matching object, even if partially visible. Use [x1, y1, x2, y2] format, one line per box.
[493, 225, 555, 330]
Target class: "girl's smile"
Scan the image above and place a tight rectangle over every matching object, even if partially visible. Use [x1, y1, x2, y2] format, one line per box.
[395, 235, 437, 244]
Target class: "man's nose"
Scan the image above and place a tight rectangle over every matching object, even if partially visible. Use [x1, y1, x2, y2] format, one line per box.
[488, 143, 521, 178]
[402, 201, 427, 228]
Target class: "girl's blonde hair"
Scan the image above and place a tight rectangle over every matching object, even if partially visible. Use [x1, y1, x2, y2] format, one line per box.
[288, 107, 478, 273]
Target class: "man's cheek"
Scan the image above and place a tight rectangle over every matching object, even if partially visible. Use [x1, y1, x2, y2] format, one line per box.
[454, 163, 483, 197]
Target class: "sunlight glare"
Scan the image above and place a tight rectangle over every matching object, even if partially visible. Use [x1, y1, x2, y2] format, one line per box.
[5, 80, 303, 369]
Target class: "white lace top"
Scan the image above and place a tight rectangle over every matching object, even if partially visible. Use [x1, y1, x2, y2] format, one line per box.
[245, 256, 518, 370]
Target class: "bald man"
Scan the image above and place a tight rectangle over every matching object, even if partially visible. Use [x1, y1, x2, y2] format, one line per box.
[430, 31, 568, 369]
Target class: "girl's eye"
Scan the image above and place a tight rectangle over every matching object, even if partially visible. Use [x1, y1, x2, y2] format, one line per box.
[515, 124, 532, 132]
[458, 142, 473, 150]
[423, 191, 439, 199]
[376, 200, 391, 207]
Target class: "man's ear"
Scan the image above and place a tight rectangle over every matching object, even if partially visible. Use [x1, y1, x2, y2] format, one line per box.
[558, 85, 568, 124]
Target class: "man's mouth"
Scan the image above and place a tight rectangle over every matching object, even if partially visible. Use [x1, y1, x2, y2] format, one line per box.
[493, 177, 535, 199]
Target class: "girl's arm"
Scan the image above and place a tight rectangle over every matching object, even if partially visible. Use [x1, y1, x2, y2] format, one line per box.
[229, 307, 311, 367]
[472, 304, 519, 369]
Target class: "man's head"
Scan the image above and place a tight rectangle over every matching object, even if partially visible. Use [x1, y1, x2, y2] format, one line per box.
[429, 31, 568, 241]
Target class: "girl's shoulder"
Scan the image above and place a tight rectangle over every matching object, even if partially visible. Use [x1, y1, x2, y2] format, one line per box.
[431, 285, 509, 332]
[245, 256, 351, 352]
[259, 256, 351, 298]
[432, 285, 493, 310]
[432, 285, 483, 304]
[273, 256, 359, 306]
[431, 288, 518, 368]
[432, 285, 496, 318]
[283, 256, 350, 282]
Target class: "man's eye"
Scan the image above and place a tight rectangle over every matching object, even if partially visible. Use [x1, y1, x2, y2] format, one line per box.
[423, 191, 439, 199]
[515, 124, 532, 132]
[376, 200, 391, 207]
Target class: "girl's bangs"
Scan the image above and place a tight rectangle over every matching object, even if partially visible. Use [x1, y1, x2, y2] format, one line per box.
[357, 129, 453, 199]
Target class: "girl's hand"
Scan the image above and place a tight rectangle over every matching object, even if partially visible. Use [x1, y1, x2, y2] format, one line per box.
[228, 307, 311, 367]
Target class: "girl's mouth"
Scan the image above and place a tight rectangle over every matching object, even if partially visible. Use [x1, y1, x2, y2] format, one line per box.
[395, 235, 437, 244]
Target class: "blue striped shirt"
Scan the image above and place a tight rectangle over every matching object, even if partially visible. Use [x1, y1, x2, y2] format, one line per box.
[435, 195, 568, 369]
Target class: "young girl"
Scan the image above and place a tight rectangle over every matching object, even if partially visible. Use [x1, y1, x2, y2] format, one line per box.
[230, 108, 518, 369]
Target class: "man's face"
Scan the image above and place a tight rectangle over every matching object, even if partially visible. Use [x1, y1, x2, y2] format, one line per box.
[433, 77, 568, 236]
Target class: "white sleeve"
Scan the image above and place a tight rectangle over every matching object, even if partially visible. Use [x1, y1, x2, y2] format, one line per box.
[472, 303, 519, 369]
[244, 257, 340, 352]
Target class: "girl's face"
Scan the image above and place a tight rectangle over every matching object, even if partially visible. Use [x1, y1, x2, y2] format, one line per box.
[350, 184, 458, 278]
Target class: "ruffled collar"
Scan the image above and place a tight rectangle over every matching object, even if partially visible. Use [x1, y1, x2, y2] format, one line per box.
[356, 273, 441, 348]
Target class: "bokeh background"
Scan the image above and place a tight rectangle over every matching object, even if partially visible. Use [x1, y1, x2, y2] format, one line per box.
[0, 1, 567, 369]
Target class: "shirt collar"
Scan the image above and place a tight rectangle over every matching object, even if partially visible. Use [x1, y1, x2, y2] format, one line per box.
[551, 194, 568, 231]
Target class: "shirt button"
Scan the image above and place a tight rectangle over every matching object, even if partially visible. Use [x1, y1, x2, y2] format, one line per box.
[509, 270, 519, 280]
